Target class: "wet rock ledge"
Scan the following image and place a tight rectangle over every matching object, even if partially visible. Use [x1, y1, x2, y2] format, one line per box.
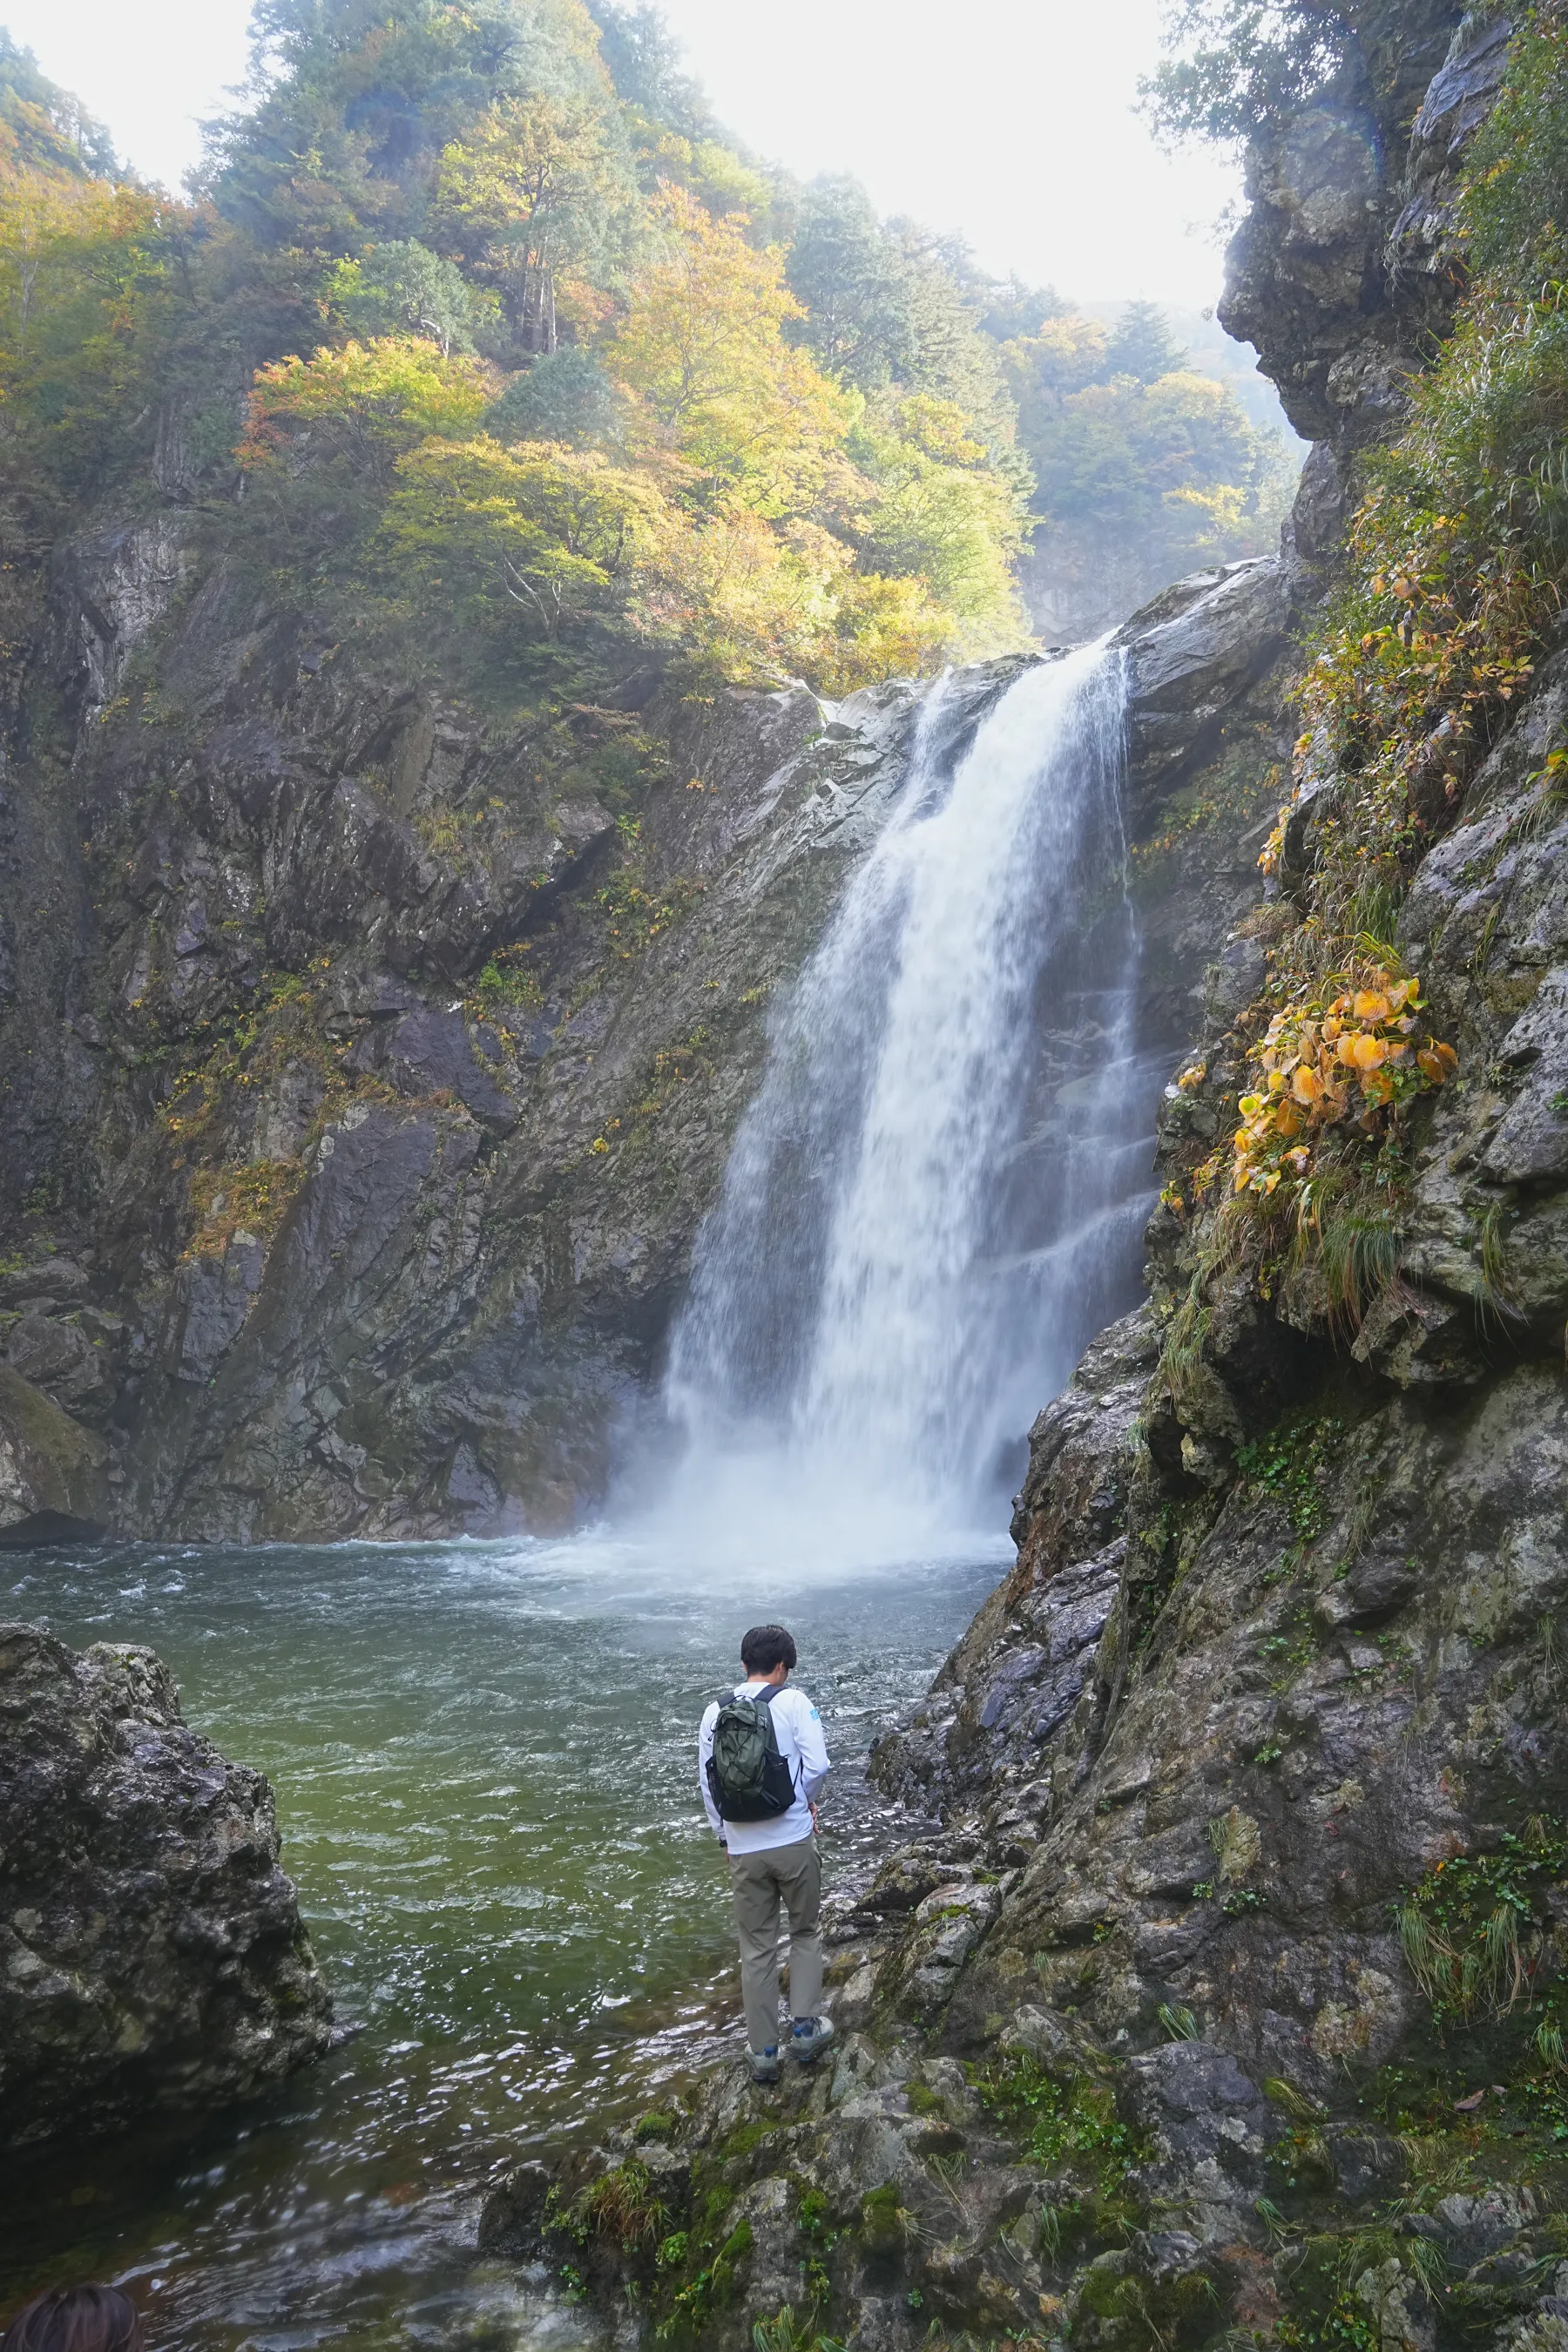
[0, 1623, 331, 2143]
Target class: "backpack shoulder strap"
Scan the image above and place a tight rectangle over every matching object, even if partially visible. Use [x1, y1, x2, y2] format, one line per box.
[754, 1682, 787, 1706]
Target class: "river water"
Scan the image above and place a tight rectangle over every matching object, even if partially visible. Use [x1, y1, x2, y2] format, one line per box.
[0, 1532, 1003, 2350]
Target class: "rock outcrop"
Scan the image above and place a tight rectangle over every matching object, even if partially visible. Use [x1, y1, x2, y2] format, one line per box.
[0, 1622, 331, 2143]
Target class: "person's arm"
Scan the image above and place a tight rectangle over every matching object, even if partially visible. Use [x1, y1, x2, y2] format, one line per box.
[698, 1703, 726, 1842]
[794, 1692, 830, 1804]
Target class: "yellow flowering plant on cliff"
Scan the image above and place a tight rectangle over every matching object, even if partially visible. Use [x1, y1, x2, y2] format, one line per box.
[1226, 968, 1456, 1203]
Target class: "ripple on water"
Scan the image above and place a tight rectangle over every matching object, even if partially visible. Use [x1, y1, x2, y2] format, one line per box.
[0, 1530, 1002, 2351]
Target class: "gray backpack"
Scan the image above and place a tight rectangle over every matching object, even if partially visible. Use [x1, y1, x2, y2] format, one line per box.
[706, 1683, 797, 1821]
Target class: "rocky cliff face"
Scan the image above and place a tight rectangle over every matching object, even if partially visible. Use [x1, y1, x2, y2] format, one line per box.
[509, 19, 1568, 2352]
[0, 1622, 331, 2143]
[0, 456, 1286, 1541]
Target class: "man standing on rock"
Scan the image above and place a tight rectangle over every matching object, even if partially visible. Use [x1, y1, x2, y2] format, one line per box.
[699, 1624, 833, 2084]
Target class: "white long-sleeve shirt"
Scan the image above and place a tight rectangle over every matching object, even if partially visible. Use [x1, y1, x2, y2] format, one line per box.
[698, 1679, 830, 1854]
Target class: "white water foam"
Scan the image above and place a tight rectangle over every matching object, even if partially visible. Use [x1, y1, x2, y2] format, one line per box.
[655, 642, 1156, 1567]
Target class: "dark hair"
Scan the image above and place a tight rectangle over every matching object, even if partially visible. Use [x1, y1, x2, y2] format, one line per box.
[740, 1624, 797, 1674]
[3, 2288, 144, 2352]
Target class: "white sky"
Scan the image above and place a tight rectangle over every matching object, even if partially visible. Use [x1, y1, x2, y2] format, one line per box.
[4, 0, 1240, 308]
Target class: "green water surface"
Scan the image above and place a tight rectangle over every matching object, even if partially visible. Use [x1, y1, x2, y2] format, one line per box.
[0, 1531, 1001, 2352]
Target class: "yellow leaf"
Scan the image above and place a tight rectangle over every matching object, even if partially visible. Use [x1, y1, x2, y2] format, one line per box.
[1353, 990, 1391, 1022]
[1293, 1065, 1324, 1106]
[1350, 1033, 1389, 1071]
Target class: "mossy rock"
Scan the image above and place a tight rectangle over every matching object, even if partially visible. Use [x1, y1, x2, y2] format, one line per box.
[0, 1365, 107, 1530]
[859, 2181, 907, 2259]
[1072, 2247, 1222, 2351]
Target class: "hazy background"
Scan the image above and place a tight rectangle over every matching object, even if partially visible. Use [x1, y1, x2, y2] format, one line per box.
[5, 0, 1241, 306]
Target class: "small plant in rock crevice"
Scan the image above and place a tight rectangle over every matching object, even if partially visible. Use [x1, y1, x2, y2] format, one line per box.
[565, 2158, 671, 2259]
[1395, 1820, 1568, 2031]
[1234, 1415, 1342, 1547]
[975, 2053, 1148, 2203]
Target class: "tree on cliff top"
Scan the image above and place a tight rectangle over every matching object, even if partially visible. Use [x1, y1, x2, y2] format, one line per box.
[1141, 0, 1354, 145]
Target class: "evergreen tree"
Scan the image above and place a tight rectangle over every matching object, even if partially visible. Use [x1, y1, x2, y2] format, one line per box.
[785, 177, 919, 392]
[1103, 300, 1190, 384]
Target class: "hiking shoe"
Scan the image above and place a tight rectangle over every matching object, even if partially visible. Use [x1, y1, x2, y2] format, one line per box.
[748, 2045, 781, 2085]
[790, 2016, 835, 2065]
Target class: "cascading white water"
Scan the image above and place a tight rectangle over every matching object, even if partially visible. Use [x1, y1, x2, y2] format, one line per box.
[662, 641, 1160, 1558]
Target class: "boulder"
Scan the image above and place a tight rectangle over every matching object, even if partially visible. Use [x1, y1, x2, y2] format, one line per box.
[0, 1622, 332, 2143]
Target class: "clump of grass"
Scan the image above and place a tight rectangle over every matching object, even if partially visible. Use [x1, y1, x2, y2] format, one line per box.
[570, 2158, 670, 2257]
[1394, 1820, 1568, 2029]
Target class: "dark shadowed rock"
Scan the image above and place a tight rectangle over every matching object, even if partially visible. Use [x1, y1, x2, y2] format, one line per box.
[0, 1365, 107, 1531]
[0, 1622, 331, 2143]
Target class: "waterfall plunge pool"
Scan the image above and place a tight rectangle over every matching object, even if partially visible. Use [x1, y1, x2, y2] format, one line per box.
[0, 1532, 1004, 2352]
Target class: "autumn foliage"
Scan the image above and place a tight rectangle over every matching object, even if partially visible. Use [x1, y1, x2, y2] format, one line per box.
[1216, 971, 1457, 1203]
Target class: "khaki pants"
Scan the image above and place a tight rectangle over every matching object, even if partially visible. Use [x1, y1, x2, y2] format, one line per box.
[727, 1835, 822, 2052]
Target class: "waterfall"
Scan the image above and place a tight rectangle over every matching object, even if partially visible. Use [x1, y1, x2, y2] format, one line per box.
[661, 641, 1157, 1558]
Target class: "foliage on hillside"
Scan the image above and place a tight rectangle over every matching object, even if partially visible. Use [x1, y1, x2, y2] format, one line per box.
[0, 0, 1294, 714]
[1001, 297, 1296, 617]
[0, 0, 1034, 702]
